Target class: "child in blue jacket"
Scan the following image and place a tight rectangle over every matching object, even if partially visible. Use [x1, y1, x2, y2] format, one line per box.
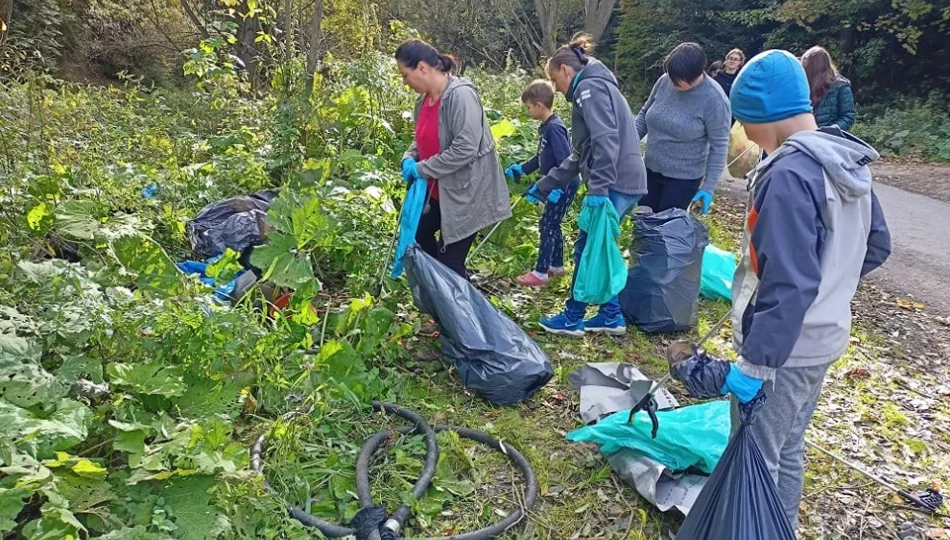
[673, 50, 891, 532]
[505, 80, 580, 287]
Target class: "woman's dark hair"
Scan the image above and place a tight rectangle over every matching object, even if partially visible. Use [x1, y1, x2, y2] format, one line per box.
[801, 46, 838, 108]
[664, 42, 707, 86]
[547, 32, 594, 73]
[707, 60, 723, 77]
[395, 39, 458, 73]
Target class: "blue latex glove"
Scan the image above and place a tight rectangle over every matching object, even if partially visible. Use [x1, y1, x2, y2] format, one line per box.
[547, 189, 563, 204]
[691, 190, 714, 215]
[401, 157, 422, 184]
[526, 184, 543, 205]
[583, 195, 609, 207]
[505, 164, 524, 181]
[721, 363, 764, 403]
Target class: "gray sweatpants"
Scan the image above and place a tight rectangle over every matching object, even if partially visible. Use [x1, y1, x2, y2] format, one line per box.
[730, 362, 832, 531]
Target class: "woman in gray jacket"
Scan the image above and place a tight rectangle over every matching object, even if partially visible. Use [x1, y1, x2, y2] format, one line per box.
[397, 40, 512, 278]
[533, 33, 648, 336]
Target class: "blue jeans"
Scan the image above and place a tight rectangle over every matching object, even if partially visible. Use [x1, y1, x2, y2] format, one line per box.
[564, 190, 641, 321]
[536, 179, 580, 273]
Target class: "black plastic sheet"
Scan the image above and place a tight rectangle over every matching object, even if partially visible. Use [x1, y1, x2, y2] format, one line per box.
[186, 191, 278, 260]
[619, 208, 709, 333]
[404, 245, 553, 405]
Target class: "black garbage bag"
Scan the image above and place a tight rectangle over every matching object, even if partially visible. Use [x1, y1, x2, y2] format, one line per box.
[186, 191, 278, 260]
[619, 208, 709, 333]
[674, 395, 796, 540]
[404, 245, 553, 405]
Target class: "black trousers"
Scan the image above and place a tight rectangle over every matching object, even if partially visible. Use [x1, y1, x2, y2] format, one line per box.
[416, 198, 477, 279]
[638, 169, 703, 213]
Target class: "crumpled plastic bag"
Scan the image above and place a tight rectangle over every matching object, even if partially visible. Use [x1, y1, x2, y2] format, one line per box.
[404, 245, 553, 405]
[574, 203, 627, 305]
[566, 401, 731, 474]
[700, 245, 736, 302]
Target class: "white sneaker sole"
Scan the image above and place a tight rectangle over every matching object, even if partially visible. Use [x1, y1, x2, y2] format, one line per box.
[586, 326, 627, 336]
[539, 323, 585, 337]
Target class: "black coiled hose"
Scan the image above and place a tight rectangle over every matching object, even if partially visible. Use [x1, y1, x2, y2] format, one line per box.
[250, 402, 538, 539]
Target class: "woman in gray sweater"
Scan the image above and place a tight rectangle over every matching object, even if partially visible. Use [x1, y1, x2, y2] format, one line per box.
[636, 42, 732, 215]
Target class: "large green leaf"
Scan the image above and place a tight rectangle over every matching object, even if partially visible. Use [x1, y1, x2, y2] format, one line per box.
[0, 339, 69, 410]
[111, 235, 185, 298]
[22, 504, 84, 540]
[55, 200, 99, 240]
[161, 476, 224, 540]
[0, 399, 90, 458]
[249, 232, 315, 288]
[173, 378, 243, 420]
[107, 363, 186, 398]
[0, 487, 31, 532]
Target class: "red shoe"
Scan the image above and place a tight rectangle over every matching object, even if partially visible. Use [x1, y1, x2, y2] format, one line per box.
[515, 271, 549, 287]
[548, 266, 568, 277]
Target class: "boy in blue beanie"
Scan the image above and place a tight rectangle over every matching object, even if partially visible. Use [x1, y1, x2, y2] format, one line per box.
[672, 50, 891, 530]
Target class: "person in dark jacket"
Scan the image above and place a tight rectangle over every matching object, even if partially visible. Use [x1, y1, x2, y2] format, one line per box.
[713, 48, 745, 98]
[673, 50, 890, 532]
[504, 80, 580, 287]
[531, 32, 648, 336]
[802, 46, 856, 130]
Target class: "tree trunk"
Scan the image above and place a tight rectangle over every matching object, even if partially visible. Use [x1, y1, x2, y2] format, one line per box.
[584, 0, 616, 43]
[236, 6, 260, 91]
[306, 0, 324, 74]
[181, 0, 209, 38]
[534, 0, 557, 56]
[1, 0, 13, 42]
[283, 0, 293, 60]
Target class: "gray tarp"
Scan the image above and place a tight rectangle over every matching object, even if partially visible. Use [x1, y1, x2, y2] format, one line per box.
[568, 362, 710, 515]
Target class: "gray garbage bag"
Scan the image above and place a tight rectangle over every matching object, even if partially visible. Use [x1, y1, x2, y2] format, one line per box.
[619, 208, 709, 333]
[186, 191, 278, 260]
[404, 245, 553, 405]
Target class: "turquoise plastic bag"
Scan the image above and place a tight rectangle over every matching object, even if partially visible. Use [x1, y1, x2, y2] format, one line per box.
[566, 400, 730, 473]
[699, 244, 736, 302]
[390, 179, 428, 279]
[573, 203, 626, 305]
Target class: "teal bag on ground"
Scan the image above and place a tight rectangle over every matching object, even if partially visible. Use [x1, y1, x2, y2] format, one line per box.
[566, 400, 730, 473]
[573, 203, 626, 305]
[699, 244, 736, 302]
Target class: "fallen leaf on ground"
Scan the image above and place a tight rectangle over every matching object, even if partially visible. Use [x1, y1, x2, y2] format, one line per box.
[898, 298, 926, 311]
[844, 368, 871, 381]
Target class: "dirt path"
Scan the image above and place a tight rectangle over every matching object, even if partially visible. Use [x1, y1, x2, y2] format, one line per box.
[873, 161, 950, 204]
[718, 161, 950, 316]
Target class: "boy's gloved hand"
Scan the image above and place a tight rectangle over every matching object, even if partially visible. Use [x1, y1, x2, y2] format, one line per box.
[583, 195, 609, 207]
[526, 184, 543, 205]
[721, 363, 764, 403]
[401, 157, 422, 184]
[691, 190, 714, 215]
[505, 164, 523, 181]
[547, 189, 563, 204]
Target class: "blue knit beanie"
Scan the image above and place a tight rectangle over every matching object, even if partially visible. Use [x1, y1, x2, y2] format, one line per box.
[731, 50, 812, 124]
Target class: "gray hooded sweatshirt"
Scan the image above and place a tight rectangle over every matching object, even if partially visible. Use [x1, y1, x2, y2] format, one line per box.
[537, 59, 648, 198]
[731, 127, 891, 380]
[405, 76, 512, 245]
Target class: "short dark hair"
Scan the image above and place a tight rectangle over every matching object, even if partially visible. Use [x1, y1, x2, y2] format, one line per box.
[395, 39, 458, 73]
[664, 42, 707, 86]
[521, 79, 555, 108]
